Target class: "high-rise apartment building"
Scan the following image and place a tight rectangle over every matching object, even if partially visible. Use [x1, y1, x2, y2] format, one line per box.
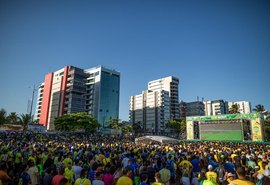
[148, 76, 180, 120]
[130, 76, 179, 134]
[228, 101, 251, 114]
[204, 100, 229, 116]
[34, 83, 44, 121]
[179, 101, 205, 118]
[130, 90, 170, 134]
[36, 66, 120, 130]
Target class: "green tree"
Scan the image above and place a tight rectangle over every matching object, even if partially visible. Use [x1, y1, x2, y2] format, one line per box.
[132, 121, 142, 136]
[178, 119, 187, 139]
[76, 112, 100, 132]
[229, 103, 240, 114]
[167, 119, 186, 139]
[0, 108, 7, 125]
[122, 124, 133, 134]
[19, 114, 32, 131]
[253, 104, 268, 115]
[108, 118, 122, 130]
[108, 118, 133, 135]
[167, 119, 181, 131]
[6, 112, 19, 125]
[54, 112, 100, 132]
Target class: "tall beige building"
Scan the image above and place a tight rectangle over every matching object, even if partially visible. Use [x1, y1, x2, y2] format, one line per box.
[228, 101, 251, 114]
[130, 90, 170, 134]
[130, 76, 179, 135]
[148, 76, 180, 120]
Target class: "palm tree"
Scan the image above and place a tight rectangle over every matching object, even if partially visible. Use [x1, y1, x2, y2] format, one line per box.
[19, 114, 32, 131]
[229, 103, 240, 114]
[0, 108, 7, 125]
[253, 104, 268, 115]
[7, 112, 19, 125]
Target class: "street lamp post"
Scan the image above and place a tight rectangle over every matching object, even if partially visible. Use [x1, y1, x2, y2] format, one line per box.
[29, 85, 36, 122]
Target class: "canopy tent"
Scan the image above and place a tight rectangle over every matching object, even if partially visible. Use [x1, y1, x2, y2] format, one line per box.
[135, 135, 178, 144]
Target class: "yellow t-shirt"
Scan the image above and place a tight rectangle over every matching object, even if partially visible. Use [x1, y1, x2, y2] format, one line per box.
[206, 171, 217, 183]
[28, 156, 36, 165]
[63, 158, 72, 168]
[117, 176, 133, 185]
[103, 157, 111, 166]
[15, 153, 22, 164]
[258, 160, 264, 174]
[7, 151, 13, 162]
[231, 179, 255, 185]
[64, 168, 74, 185]
[151, 182, 164, 185]
[74, 178, 91, 185]
[179, 160, 192, 171]
[231, 154, 238, 160]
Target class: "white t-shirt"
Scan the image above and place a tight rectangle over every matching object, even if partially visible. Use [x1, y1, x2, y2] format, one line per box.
[191, 177, 199, 185]
[27, 166, 39, 185]
[72, 165, 83, 180]
[122, 157, 129, 168]
[92, 179, 105, 185]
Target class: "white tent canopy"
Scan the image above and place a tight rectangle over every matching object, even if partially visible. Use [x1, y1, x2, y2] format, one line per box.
[135, 135, 178, 144]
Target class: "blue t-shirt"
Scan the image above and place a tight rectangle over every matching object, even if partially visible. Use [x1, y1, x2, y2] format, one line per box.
[139, 182, 149, 185]
[224, 162, 236, 174]
[19, 172, 31, 185]
[191, 159, 200, 172]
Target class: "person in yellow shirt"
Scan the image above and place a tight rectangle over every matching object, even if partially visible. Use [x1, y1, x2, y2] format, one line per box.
[64, 162, 74, 185]
[151, 172, 164, 185]
[15, 149, 22, 164]
[231, 166, 255, 185]
[62, 153, 73, 168]
[223, 173, 235, 184]
[178, 156, 193, 172]
[103, 153, 111, 167]
[74, 169, 91, 185]
[28, 152, 36, 165]
[206, 165, 217, 183]
[116, 169, 133, 185]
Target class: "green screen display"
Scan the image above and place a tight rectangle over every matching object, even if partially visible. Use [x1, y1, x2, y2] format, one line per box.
[200, 130, 242, 141]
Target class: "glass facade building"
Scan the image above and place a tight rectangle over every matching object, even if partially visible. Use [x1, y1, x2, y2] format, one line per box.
[36, 65, 120, 130]
[84, 66, 120, 128]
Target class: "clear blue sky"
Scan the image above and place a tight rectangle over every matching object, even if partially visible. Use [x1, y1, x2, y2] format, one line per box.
[1, 0, 269, 121]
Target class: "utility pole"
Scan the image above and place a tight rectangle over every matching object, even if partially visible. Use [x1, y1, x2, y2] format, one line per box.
[29, 84, 36, 122]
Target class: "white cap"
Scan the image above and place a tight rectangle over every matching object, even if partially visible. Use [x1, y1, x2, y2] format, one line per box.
[208, 165, 213, 170]
[264, 169, 270, 176]
[257, 173, 264, 180]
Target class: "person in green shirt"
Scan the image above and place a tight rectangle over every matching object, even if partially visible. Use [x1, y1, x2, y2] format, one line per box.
[63, 153, 73, 168]
[64, 162, 74, 185]
[159, 163, 170, 185]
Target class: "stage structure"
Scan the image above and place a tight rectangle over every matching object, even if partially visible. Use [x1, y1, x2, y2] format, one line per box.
[186, 113, 264, 142]
[135, 135, 178, 144]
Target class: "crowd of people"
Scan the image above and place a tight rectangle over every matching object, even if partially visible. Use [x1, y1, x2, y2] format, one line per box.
[0, 131, 270, 185]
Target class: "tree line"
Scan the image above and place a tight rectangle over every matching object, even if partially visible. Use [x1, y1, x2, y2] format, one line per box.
[0, 104, 269, 140]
